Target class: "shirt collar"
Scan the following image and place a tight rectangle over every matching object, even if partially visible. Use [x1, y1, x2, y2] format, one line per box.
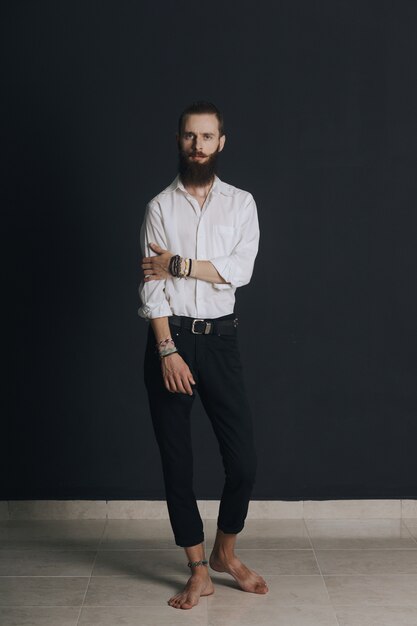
[166, 173, 234, 196]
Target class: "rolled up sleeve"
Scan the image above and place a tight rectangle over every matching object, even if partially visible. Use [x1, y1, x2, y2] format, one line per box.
[137, 201, 173, 320]
[210, 194, 260, 289]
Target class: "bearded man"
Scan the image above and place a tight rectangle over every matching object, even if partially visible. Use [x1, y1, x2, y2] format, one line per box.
[138, 100, 267, 609]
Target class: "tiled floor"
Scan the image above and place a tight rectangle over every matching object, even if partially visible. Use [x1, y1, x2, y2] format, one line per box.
[1, 517, 417, 625]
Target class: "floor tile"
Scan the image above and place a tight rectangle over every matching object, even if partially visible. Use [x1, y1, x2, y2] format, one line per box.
[0, 520, 106, 550]
[0, 550, 96, 576]
[92, 548, 192, 577]
[0, 576, 88, 606]
[0, 607, 80, 625]
[208, 605, 338, 625]
[402, 519, 417, 542]
[100, 519, 179, 550]
[78, 605, 207, 624]
[305, 519, 417, 549]
[324, 574, 417, 606]
[335, 605, 417, 625]
[316, 549, 417, 575]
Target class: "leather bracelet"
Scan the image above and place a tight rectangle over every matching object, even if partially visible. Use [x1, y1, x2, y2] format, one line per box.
[159, 348, 179, 359]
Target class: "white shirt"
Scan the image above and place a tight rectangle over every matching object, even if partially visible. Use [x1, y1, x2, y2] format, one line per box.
[137, 173, 260, 320]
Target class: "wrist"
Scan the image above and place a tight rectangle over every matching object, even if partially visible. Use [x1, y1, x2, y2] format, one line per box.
[156, 336, 176, 358]
[189, 259, 197, 278]
[160, 349, 178, 359]
[169, 254, 195, 278]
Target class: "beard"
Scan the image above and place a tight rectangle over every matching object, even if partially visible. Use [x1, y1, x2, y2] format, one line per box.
[177, 142, 221, 187]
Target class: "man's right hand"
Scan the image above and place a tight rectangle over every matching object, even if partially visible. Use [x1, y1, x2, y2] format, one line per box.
[161, 351, 196, 395]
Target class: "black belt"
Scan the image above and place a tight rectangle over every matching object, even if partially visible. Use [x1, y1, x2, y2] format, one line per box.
[169, 314, 239, 335]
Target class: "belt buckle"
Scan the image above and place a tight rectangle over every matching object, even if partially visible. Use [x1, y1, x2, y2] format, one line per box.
[191, 318, 212, 334]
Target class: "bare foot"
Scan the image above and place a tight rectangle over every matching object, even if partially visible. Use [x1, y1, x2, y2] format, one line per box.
[167, 569, 214, 609]
[209, 551, 269, 594]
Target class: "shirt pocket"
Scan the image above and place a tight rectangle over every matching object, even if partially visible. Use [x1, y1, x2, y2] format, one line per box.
[212, 224, 240, 256]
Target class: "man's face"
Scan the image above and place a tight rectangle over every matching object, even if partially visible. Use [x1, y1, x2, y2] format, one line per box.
[176, 113, 226, 186]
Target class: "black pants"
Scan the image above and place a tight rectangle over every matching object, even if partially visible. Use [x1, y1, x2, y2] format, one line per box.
[143, 312, 258, 548]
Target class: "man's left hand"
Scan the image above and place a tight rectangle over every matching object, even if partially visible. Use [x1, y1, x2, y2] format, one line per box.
[142, 242, 174, 281]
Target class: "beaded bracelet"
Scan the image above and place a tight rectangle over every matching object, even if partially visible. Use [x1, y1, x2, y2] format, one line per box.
[168, 254, 180, 277]
[169, 254, 193, 278]
[177, 256, 188, 278]
[183, 258, 190, 277]
[187, 559, 208, 568]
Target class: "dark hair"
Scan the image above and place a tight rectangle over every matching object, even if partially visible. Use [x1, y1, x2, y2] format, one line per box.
[178, 101, 224, 137]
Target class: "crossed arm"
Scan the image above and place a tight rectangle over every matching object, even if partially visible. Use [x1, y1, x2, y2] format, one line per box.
[138, 198, 259, 322]
[141, 241, 230, 285]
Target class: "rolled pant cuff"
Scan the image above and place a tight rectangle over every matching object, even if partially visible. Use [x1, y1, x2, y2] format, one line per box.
[175, 535, 205, 548]
[217, 524, 244, 534]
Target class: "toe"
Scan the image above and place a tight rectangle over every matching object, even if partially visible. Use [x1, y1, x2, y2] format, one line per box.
[181, 592, 196, 609]
[181, 601, 193, 609]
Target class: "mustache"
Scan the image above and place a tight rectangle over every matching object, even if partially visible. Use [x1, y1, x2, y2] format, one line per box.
[183, 150, 206, 157]
[179, 149, 216, 159]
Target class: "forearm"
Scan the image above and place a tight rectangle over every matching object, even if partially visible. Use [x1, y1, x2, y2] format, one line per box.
[188, 259, 230, 285]
[150, 316, 172, 343]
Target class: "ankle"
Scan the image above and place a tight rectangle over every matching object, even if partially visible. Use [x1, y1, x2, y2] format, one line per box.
[211, 546, 235, 560]
[190, 565, 209, 576]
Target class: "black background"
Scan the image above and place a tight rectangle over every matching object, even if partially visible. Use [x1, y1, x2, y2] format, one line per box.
[2, 0, 417, 500]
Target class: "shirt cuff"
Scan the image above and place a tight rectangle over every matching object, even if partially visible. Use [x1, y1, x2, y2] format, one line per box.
[137, 300, 173, 319]
[210, 256, 235, 289]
